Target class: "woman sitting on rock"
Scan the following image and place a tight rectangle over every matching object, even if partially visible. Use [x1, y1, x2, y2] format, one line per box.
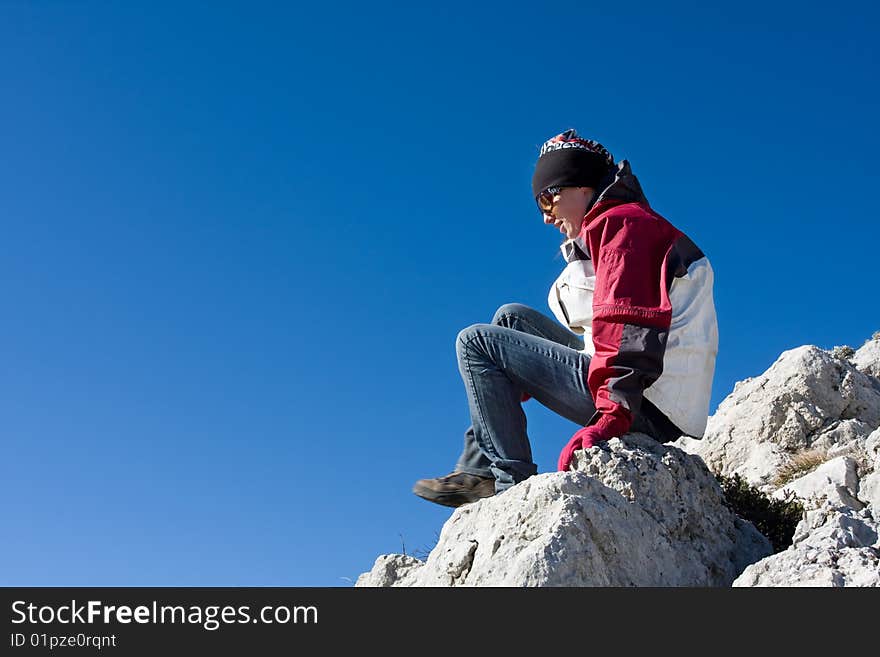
[413, 129, 719, 508]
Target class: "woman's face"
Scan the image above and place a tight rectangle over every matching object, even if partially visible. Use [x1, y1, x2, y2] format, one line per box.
[542, 187, 594, 239]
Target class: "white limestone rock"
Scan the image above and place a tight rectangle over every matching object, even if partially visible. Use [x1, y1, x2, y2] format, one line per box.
[812, 419, 875, 460]
[772, 456, 864, 511]
[357, 434, 771, 587]
[855, 427, 880, 511]
[674, 345, 880, 490]
[865, 427, 880, 461]
[354, 554, 423, 588]
[852, 334, 880, 379]
[733, 503, 880, 587]
[859, 471, 880, 511]
[733, 545, 880, 587]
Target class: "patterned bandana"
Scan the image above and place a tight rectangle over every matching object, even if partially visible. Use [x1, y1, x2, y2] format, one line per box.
[531, 129, 615, 199]
[538, 128, 614, 165]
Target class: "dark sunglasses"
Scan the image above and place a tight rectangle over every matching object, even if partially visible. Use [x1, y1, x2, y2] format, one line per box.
[537, 186, 563, 214]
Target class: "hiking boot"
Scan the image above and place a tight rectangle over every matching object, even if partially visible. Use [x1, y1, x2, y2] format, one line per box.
[412, 471, 496, 508]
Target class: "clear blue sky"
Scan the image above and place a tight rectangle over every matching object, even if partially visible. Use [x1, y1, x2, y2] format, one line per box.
[2, 1, 877, 587]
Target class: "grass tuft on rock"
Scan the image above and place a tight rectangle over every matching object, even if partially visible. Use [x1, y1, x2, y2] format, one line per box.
[771, 447, 829, 488]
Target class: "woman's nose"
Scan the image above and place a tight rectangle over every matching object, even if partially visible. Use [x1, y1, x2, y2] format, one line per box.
[543, 213, 554, 224]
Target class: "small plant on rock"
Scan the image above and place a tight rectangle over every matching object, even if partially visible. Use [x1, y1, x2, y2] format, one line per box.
[412, 530, 441, 561]
[712, 470, 805, 554]
[829, 345, 855, 361]
[771, 447, 829, 488]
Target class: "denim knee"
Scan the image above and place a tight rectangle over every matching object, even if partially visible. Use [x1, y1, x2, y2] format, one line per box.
[491, 303, 530, 325]
[456, 323, 491, 361]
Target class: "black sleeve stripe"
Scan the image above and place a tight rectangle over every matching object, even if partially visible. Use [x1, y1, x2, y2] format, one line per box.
[604, 323, 668, 416]
[665, 234, 705, 288]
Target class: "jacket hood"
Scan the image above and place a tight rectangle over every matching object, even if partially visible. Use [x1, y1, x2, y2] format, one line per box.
[585, 159, 649, 215]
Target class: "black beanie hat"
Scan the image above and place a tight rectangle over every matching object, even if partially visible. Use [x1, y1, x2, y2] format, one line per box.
[531, 129, 615, 199]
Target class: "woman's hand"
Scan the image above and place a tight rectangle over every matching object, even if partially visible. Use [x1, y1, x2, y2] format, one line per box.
[558, 409, 633, 471]
[557, 425, 607, 472]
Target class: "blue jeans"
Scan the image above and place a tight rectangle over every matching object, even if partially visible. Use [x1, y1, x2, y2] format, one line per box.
[454, 303, 663, 493]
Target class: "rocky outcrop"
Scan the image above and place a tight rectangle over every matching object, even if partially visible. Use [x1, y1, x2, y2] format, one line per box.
[857, 429, 880, 510]
[771, 455, 864, 510]
[671, 345, 880, 491]
[355, 554, 424, 588]
[357, 434, 771, 587]
[852, 333, 880, 379]
[359, 333, 880, 587]
[732, 503, 879, 587]
[677, 337, 880, 587]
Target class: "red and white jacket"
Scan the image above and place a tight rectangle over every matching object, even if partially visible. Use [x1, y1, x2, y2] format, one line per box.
[547, 160, 719, 439]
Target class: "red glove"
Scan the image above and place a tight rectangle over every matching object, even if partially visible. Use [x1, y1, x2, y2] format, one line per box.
[557, 425, 606, 471]
[557, 412, 632, 471]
